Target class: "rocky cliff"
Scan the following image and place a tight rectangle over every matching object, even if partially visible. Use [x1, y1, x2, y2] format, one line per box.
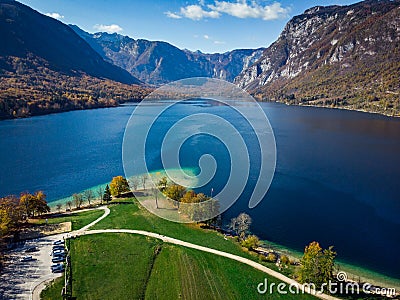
[235, 0, 400, 116]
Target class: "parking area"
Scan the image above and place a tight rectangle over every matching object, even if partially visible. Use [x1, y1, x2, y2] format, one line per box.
[0, 233, 67, 299]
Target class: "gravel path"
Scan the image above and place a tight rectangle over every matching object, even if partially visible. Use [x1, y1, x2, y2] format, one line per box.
[78, 229, 339, 300]
[2, 205, 338, 300]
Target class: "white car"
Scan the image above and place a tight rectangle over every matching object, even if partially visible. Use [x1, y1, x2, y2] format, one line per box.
[20, 255, 34, 262]
[52, 249, 65, 256]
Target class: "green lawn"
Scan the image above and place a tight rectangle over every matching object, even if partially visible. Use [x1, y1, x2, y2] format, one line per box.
[92, 200, 251, 258]
[42, 233, 315, 300]
[92, 200, 296, 277]
[32, 209, 104, 230]
[41, 277, 64, 299]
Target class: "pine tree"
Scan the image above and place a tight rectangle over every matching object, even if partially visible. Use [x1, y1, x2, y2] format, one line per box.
[103, 184, 112, 204]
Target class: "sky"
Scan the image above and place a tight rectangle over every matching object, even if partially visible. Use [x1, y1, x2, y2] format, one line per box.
[19, 0, 359, 53]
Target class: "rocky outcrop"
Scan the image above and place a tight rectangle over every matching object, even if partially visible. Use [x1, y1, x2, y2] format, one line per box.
[234, 0, 400, 116]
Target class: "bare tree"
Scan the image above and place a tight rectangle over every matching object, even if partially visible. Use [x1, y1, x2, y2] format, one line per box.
[66, 200, 72, 211]
[151, 187, 159, 209]
[230, 212, 252, 240]
[72, 193, 83, 209]
[130, 177, 139, 191]
[56, 204, 62, 213]
[96, 186, 104, 204]
[84, 190, 94, 207]
[141, 175, 148, 191]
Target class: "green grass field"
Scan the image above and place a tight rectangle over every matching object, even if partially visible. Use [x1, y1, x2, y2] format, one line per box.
[91, 200, 298, 277]
[92, 200, 252, 258]
[42, 233, 315, 300]
[31, 209, 104, 230]
[41, 200, 317, 299]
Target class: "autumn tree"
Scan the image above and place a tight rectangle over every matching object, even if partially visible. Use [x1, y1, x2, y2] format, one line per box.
[0, 195, 23, 236]
[19, 191, 49, 218]
[110, 176, 129, 196]
[19, 192, 35, 218]
[158, 176, 168, 192]
[34, 191, 50, 216]
[103, 184, 112, 203]
[298, 241, 336, 288]
[164, 184, 186, 208]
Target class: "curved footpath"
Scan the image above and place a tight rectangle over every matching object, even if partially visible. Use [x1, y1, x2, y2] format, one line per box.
[32, 206, 338, 300]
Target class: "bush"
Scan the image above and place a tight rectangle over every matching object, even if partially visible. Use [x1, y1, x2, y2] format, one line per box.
[241, 235, 260, 250]
[280, 255, 289, 265]
[266, 252, 277, 263]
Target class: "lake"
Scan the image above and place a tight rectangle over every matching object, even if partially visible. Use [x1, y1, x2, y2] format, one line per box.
[0, 102, 399, 280]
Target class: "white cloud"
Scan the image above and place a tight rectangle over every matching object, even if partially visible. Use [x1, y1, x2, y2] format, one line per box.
[165, 11, 182, 19]
[203, 34, 210, 39]
[45, 12, 64, 20]
[214, 40, 226, 44]
[180, 4, 220, 21]
[93, 24, 123, 34]
[164, 1, 289, 21]
[209, 1, 289, 20]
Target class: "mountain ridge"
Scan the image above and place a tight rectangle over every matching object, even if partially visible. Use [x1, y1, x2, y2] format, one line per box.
[70, 25, 264, 85]
[234, 0, 400, 116]
[0, 0, 148, 119]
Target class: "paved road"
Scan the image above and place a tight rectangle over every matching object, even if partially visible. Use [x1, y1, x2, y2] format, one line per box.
[0, 206, 109, 300]
[0, 233, 65, 300]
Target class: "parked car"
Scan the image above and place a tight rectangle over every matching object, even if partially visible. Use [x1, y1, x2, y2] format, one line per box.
[52, 249, 65, 256]
[53, 245, 65, 251]
[52, 265, 65, 273]
[51, 263, 64, 270]
[25, 246, 39, 253]
[52, 255, 64, 263]
[52, 267, 64, 273]
[20, 255, 34, 262]
[53, 240, 64, 246]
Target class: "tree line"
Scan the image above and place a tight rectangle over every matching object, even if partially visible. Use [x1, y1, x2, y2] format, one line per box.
[0, 191, 50, 270]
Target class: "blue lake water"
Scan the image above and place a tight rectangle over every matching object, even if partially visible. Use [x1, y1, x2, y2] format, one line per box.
[0, 102, 399, 279]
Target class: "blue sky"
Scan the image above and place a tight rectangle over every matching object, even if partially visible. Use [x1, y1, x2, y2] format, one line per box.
[19, 0, 359, 53]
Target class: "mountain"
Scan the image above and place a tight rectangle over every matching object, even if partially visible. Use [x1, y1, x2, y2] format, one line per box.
[234, 0, 400, 116]
[0, 0, 139, 84]
[70, 25, 264, 85]
[0, 0, 147, 119]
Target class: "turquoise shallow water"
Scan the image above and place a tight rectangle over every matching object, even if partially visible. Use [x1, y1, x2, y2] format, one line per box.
[0, 102, 399, 281]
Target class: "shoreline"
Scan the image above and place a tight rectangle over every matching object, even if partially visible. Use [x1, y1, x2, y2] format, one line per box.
[274, 100, 400, 119]
[47, 181, 400, 291]
[1, 98, 399, 123]
[261, 240, 400, 291]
